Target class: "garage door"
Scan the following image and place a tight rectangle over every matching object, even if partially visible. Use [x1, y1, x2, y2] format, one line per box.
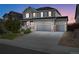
[36, 22, 51, 31]
[56, 25, 65, 32]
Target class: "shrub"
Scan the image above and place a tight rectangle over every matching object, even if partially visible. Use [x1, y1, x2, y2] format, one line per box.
[24, 28, 32, 34]
[20, 29, 25, 34]
[20, 29, 25, 32]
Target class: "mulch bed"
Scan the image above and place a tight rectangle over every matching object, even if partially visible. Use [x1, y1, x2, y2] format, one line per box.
[59, 32, 79, 48]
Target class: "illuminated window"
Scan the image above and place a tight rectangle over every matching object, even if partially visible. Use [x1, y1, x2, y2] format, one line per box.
[26, 13, 29, 18]
[27, 21, 30, 25]
[48, 11, 51, 17]
[33, 13, 36, 17]
[41, 12, 43, 17]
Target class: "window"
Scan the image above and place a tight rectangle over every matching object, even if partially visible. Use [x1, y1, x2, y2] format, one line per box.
[33, 13, 36, 17]
[41, 12, 43, 17]
[48, 11, 51, 17]
[26, 13, 29, 18]
[27, 21, 30, 25]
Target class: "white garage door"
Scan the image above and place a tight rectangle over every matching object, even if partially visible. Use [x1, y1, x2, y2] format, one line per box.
[36, 22, 51, 31]
[56, 25, 65, 32]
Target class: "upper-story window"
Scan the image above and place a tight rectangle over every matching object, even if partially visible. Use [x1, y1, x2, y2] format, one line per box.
[41, 12, 43, 17]
[33, 13, 36, 17]
[48, 11, 52, 17]
[26, 13, 29, 18]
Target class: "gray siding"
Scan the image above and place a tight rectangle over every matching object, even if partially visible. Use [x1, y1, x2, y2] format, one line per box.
[23, 9, 61, 19]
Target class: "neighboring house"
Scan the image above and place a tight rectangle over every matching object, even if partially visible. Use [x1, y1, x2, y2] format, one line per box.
[0, 18, 7, 34]
[22, 7, 68, 32]
[3, 11, 23, 21]
[0, 18, 4, 25]
[75, 4, 79, 23]
[66, 4, 79, 32]
[0, 18, 3, 22]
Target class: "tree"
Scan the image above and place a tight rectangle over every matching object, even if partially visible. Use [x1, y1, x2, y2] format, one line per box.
[4, 15, 21, 33]
[0, 22, 7, 34]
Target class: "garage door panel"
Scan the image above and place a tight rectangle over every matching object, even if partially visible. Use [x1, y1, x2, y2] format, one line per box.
[36, 22, 51, 31]
[37, 25, 51, 31]
[56, 25, 65, 32]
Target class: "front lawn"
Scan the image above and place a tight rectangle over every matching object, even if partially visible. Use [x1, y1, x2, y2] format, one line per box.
[0, 33, 20, 40]
[0, 28, 32, 40]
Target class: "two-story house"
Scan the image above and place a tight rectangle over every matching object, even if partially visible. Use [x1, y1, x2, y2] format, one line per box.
[21, 7, 68, 32]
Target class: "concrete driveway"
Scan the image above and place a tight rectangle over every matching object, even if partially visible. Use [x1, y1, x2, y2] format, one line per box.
[0, 31, 79, 53]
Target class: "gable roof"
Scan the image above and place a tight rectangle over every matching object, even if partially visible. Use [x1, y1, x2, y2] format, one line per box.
[36, 7, 61, 15]
[3, 13, 9, 17]
[9, 11, 22, 15]
[3, 11, 22, 17]
[36, 7, 55, 10]
[23, 7, 38, 13]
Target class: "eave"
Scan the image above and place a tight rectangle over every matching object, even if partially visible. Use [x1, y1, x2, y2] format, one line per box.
[21, 16, 68, 21]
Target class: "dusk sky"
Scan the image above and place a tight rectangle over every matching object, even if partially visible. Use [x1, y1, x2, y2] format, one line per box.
[0, 4, 76, 24]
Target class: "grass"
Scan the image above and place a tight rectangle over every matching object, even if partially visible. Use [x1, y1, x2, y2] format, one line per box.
[0, 33, 20, 40]
[0, 28, 32, 40]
